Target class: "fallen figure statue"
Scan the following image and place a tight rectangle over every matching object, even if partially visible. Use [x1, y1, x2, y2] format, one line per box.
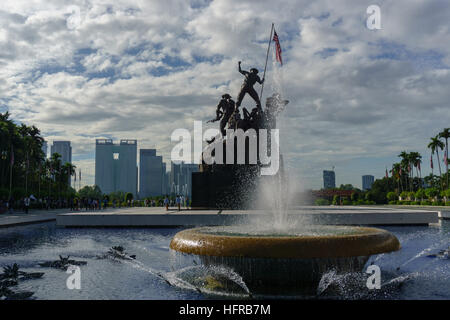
[97, 246, 137, 261]
[0, 263, 42, 300]
[39, 255, 87, 270]
[0, 263, 44, 283]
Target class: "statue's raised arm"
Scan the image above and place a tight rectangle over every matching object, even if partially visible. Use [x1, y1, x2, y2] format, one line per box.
[238, 61, 247, 76]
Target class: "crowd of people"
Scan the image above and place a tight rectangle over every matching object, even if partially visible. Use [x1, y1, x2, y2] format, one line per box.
[0, 194, 191, 214]
[0, 196, 74, 214]
[163, 195, 189, 211]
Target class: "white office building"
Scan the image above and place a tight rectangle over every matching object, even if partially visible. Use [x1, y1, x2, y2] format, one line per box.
[95, 139, 137, 197]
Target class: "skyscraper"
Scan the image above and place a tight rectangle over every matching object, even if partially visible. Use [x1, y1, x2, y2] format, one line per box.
[42, 140, 48, 158]
[362, 175, 375, 191]
[51, 141, 72, 185]
[51, 141, 72, 164]
[95, 139, 137, 197]
[139, 149, 163, 198]
[323, 170, 336, 189]
[162, 162, 168, 195]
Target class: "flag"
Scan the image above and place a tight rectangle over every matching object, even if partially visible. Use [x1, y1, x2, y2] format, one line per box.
[431, 155, 433, 169]
[418, 161, 421, 171]
[445, 151, 448, 166]
[273, 30, 283, 65]
[79, 170, 81, 181]
[74, 171, 76, 182]
[385, 168, 388, 178]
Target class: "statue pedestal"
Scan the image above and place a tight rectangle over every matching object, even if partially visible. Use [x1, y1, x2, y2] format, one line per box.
[191, 165, 260, 209]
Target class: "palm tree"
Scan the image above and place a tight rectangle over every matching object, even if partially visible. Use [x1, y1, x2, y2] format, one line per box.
[390, 163, 403, 192]
[398, 151, 411, 191]
[439, 128, 450, 188]
[62, 162, 76, 191]
[428, 135, 445, 190]
[409, 151, 422, 190]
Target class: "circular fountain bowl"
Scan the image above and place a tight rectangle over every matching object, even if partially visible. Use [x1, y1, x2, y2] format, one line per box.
[170, 225, 400, 294]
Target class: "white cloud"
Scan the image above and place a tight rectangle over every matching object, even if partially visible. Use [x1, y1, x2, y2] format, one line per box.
[1, 0, 450, 189]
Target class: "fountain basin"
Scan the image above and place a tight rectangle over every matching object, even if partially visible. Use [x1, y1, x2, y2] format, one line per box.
[170, 225, 400, 294]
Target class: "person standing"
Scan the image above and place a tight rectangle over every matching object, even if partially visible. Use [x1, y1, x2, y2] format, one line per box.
[164, 196, 169, 211]
[176, 195, 181, 211]
[24, 196, 30, 214]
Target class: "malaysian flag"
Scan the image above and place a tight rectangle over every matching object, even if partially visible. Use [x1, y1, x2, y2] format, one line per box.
[431, 155, 434, 169]
[444, 151, 448, 166]
[385, 168, 388, 178]
[273, 30, 282, 65]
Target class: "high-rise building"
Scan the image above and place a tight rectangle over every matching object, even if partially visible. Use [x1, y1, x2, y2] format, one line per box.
[170, 162, 198, 197]
[362, 175, 375, 191]
[323, 170, 336, 189]
[51, 141, 72, 164]
[51, 141, 72, 185]
[42, 140, 48, 158]
[139, 149, 164, 198]
[95, 139, 137, 197]
[162, 162, 168, 196]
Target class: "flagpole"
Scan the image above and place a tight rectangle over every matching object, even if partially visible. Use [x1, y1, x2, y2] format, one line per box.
[259, 23, 274, 102]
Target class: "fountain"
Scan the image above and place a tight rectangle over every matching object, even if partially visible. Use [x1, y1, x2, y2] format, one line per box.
[170, 225, 400, 294]
[171, 59, 401, 295]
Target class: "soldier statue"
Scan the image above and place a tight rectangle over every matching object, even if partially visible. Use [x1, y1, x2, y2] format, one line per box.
[208, 93, 235, 137]
[236, 61, 264, 111]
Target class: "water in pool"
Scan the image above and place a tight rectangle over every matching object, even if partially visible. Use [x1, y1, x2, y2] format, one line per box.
[0, 221, 449, 299]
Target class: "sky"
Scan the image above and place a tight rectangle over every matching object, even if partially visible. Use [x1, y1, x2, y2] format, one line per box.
[1, 0, 450, 190]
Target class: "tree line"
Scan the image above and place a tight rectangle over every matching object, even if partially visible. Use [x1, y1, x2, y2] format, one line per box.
[0, 112, 76, 202]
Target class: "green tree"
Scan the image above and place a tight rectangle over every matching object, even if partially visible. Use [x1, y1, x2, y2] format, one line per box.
[351, 192, 360, 202]
[439, 128, 450, 188]
[409, 151, 422, 190]
[400, 191, 409, 200]
[415, 189, 426, 201]
[398, 151, 411, 192]
[0, 112, 46, 199]
[78, 185, 102, 199]
[425, 188, 439, 201]
[386, 191, 398, 202]
[332, 195, 339, 205]
[390, 162, 403, 192]
[428, 135, 445, 190]
[125, 192, 133, 202]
